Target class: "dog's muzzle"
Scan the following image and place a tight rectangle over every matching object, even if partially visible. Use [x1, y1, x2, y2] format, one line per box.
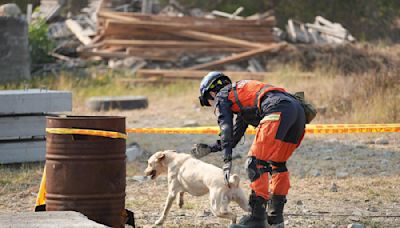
[149, 170, 156, 179]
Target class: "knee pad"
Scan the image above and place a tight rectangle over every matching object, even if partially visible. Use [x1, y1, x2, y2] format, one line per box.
[246, 156, 260, 182]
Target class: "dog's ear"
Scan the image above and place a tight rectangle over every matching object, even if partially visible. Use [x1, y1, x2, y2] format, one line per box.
[155, 152, 165, 161]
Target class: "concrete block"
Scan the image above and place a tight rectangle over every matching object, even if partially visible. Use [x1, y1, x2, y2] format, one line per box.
[0, 17, 30, 83]
[0, 89, 72, 114]
[0, 115, 46, 140]
[87, 96, 148, 111]
[0, 211, 108, 228]
[0, 140, 45, 164]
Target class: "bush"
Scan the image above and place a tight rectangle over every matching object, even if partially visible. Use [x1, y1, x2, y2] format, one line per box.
[28, 18, 55, 69]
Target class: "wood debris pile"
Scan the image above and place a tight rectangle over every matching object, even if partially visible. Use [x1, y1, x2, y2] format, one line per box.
[76, 0, 286, 76]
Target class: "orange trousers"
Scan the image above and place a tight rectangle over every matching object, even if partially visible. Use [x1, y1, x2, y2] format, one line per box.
[248, 113, 304, 200]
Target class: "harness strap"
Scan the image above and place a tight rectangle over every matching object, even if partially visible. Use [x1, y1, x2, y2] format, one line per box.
[232, 83, 244, 111]
[256, 159, 288, 175]
[253, 84, 273, 106]
[232, 82, 273, 113]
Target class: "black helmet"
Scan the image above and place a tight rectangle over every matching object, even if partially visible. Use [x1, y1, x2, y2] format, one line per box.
[199, 71, 231, 106]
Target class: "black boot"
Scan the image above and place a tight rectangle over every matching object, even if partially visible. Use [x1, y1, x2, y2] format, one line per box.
[229, 192, 268, 228]
[267, 195, 286, 227]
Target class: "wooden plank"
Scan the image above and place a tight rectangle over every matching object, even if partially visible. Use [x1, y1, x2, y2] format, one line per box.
[103, 39, 234, 48]
[136, 69, 268, 80]
[102, 11, 275, 26]
[173, 30, 265, 49]
[65, 19, 92, 45]
[136, 69, 315, 80]
[186, 43, 287, 70]
[126, 47, 244, 53]
[104, 19, 273, 34]
[79, 50, 130, 59]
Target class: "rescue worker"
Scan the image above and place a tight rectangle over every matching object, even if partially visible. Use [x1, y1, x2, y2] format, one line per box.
[192, 71, 306, 228]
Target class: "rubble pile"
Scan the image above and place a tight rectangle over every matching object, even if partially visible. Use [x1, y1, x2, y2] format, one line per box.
[10, 0, 361, 80]
[73, 0, 285, 80]
[284, 16, 356, 44]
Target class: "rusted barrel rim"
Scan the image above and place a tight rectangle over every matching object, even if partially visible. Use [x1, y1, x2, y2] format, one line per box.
[47, 115, 125, 120]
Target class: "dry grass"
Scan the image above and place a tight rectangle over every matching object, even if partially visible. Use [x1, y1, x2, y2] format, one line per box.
[0, 163, 44, 196]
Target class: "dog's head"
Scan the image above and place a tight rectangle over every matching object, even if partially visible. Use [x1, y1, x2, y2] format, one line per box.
[144, 151, 167, 180]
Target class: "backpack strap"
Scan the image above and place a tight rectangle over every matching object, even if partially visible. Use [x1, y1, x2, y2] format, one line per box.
[253, 84, 273, 106]
[232, 82, 245, 112]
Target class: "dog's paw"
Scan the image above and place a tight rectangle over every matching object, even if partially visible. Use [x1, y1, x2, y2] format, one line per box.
[154, 218, 164, 225]
[232, 214, 237, 224]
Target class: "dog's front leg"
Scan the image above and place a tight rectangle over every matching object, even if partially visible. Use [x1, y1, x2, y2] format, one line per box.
[177, 192, 184, 208]
[155, 191, 177, 225]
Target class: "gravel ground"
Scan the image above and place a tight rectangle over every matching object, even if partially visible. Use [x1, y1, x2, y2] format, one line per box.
[1, 132, 399, 228]
[125, 132, 400, 228]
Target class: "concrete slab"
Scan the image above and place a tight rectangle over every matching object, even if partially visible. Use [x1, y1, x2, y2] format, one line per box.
[0, 17, 30, 83]
[0, 140, 45, 164]
[0, 211, 108, 228]
[0, 90, 72, 115]
[0, 115, 46, 140]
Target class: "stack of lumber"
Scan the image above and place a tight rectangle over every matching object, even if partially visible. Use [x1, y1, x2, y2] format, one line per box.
[79, 4, 286, 71]
[0, 90, 72, 164]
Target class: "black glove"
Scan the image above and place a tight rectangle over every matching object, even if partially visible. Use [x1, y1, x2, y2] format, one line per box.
[191, 143, 211, 158]
[222, 161, 232, 188]
[209, 140, 222, 152]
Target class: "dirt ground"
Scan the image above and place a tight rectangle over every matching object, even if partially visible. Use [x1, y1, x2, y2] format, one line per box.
[1, 87, 399, 228]
[1, 133, 399, 228]
[122, 132, 400, 228]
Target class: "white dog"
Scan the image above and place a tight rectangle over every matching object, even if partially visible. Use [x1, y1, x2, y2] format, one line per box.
[144, 150, 249, 225]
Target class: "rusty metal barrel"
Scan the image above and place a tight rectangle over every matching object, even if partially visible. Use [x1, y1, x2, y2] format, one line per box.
[45, 116, 126, 227]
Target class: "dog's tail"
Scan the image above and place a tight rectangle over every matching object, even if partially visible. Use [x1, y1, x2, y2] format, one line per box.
[229, 174, 240, 188]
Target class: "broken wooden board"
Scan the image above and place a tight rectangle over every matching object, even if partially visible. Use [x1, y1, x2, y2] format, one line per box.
[65, 19, 92, 45]
[136, 69, 270, 80]
[186, 43, 287, 70]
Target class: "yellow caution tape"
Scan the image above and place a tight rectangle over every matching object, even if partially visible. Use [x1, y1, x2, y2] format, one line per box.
[46, 128, 127, 139]
[35, 165, 46, 208]
[45, 124, 400, 139]
[127, 124, 400, 135]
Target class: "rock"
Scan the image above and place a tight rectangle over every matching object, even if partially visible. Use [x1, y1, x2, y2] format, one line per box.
[311, 169, 321, 177]
[331, 225, 337, 228]
[87, 96, 148, 111]
[380, 159, 389, 166]
[330, 183, 338, 192]
[296, 200, 303, 205]
[347, 223, 365, 228]
[126, 143, 144, 162]
[359, 139, 374, 145]
[182, 120, 199, 127]
[375, 137, 389, 145]
[0, 3, 21, 17]
[324, 156, 333, 160]
[367, 206, 378, 212]
[127, 176, 150, 182]
[348, 216, 360, 222]
[336, 171, 349, 179]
